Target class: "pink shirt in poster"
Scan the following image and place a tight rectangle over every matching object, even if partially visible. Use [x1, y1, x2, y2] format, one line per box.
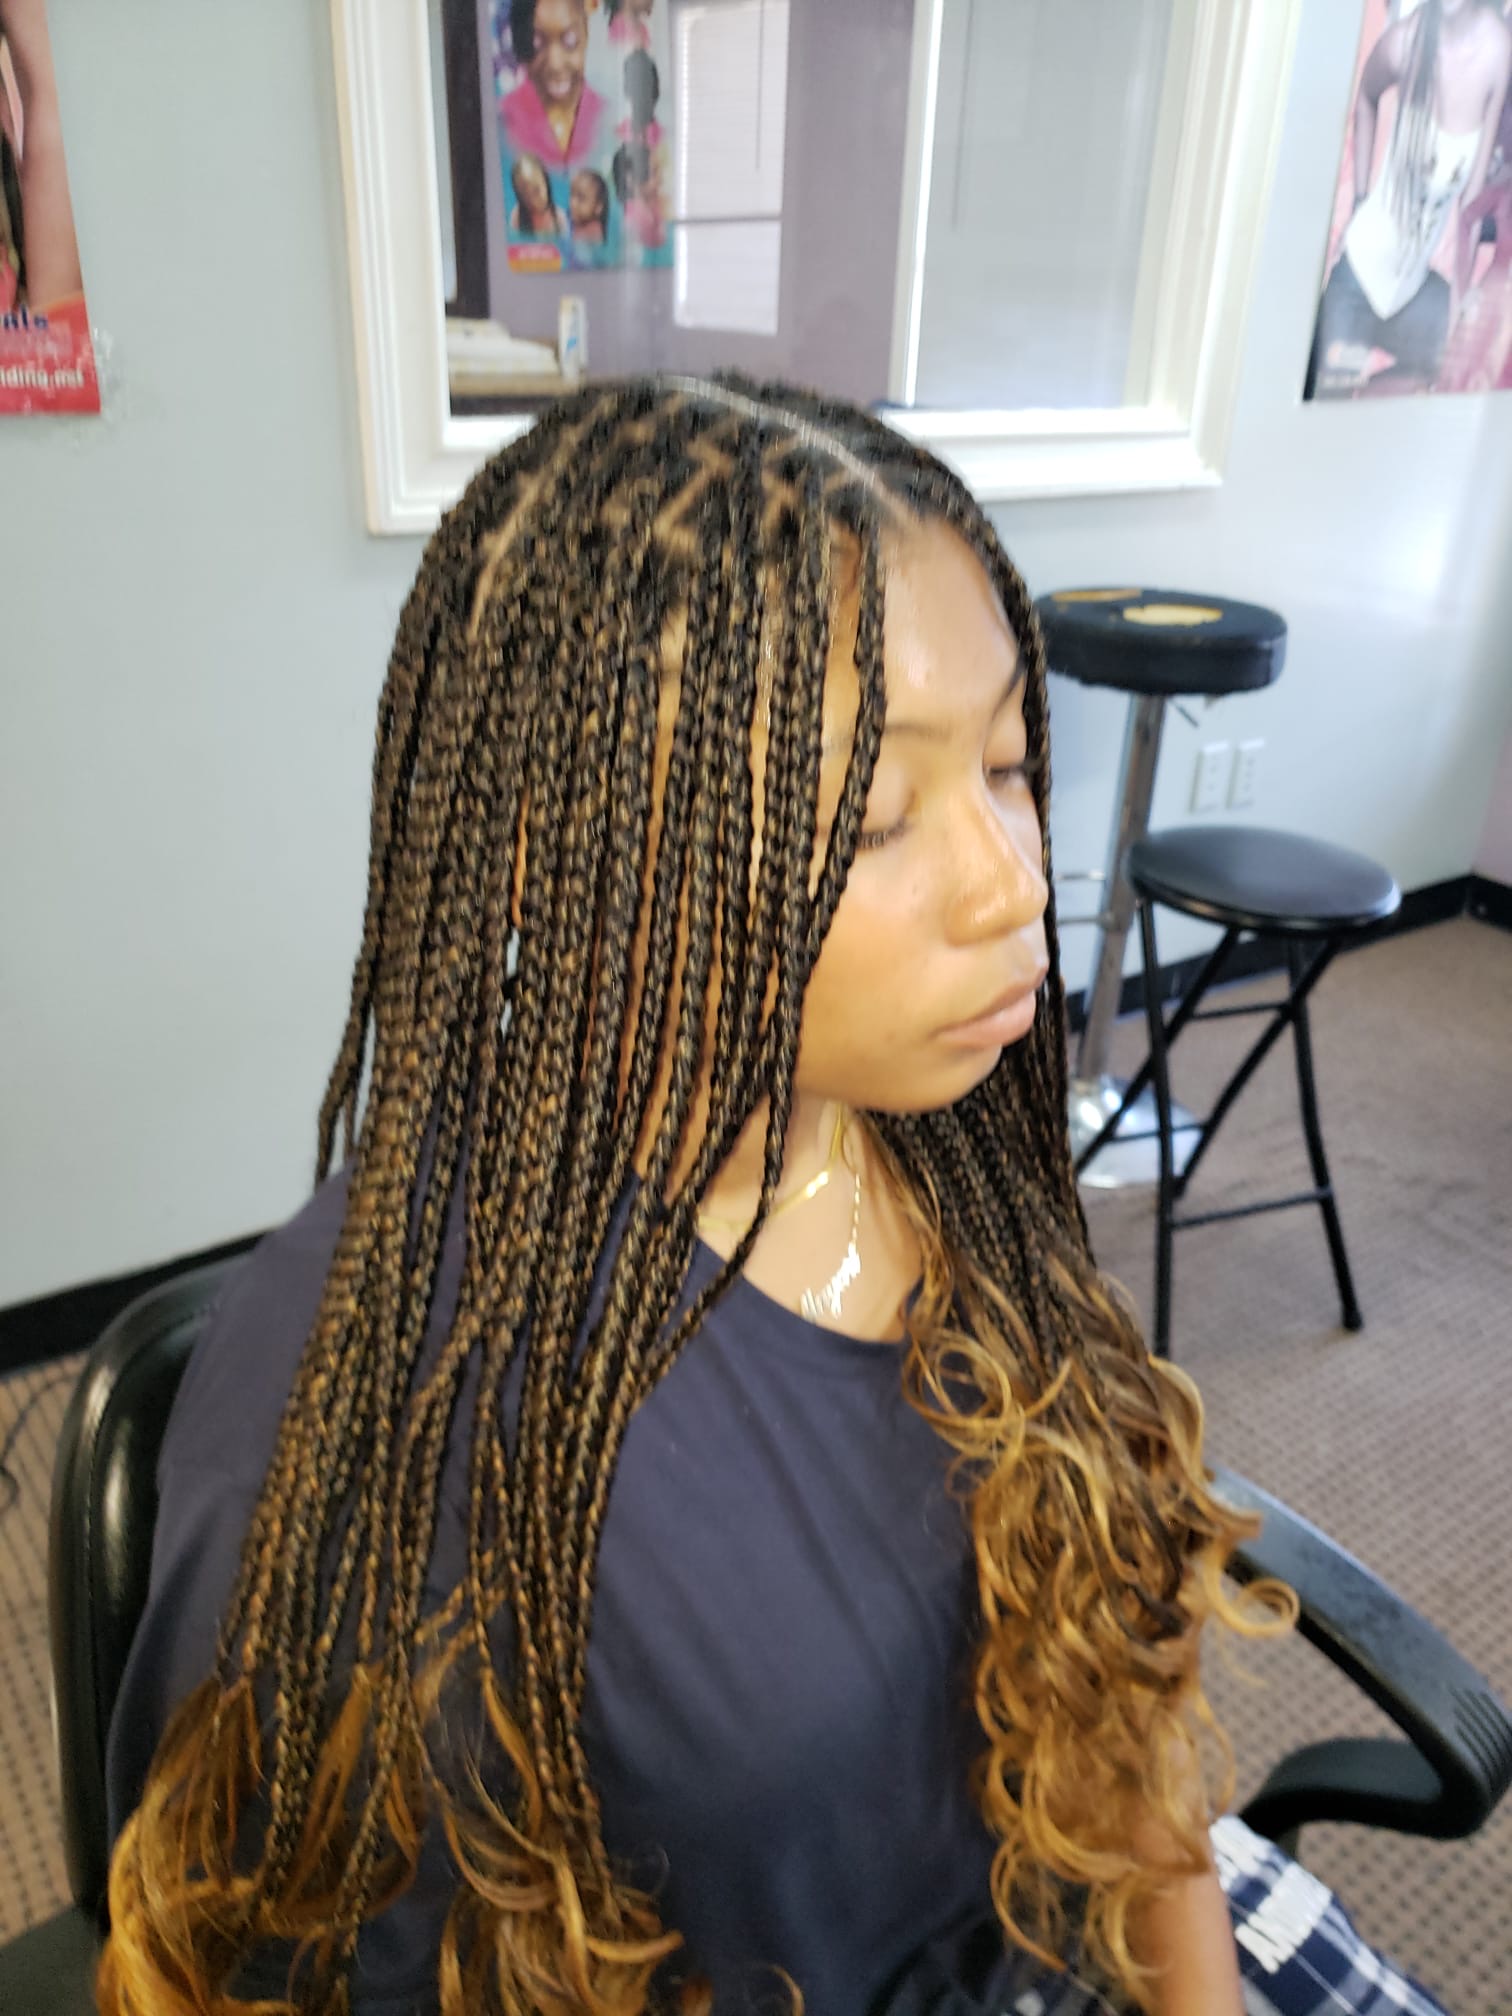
[500, 74, 608, 172]
[609, 14, 652, 53]
[615, 115, 664, 148]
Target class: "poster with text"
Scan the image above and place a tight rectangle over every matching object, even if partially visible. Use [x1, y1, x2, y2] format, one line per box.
[1306, 0, 1512, 401]
[492, 0, 674, 276]
[0, 0, 98, 415]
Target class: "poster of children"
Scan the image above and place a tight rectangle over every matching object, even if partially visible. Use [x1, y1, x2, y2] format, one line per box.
[493, 0, 673, 275]
[0, 0, 98, 415]
[1305, 0, 1512, 400]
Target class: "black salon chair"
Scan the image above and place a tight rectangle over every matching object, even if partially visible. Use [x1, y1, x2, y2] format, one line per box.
[0, 1261, 240, 2016]
[0, 1265, 1508, 2014]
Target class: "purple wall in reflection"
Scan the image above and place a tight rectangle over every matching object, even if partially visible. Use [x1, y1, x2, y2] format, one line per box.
[461, 0, 914, 405]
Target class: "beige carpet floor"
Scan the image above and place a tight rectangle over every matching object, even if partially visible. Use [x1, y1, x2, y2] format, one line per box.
[0, 916, 1507, 2009]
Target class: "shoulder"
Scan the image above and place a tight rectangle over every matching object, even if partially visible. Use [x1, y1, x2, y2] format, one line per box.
[159, 1165, 354, 1494]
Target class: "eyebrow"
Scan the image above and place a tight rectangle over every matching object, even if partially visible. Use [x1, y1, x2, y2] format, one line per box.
[820, 662, 1027, 758]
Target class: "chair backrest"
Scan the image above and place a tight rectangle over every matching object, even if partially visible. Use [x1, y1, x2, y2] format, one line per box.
[48, 1258, 244, 1917]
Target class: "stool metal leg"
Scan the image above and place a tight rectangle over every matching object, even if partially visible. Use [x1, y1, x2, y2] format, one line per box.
[1076, 696, 1165, 1082]
[1075, 925, 1242, 1180]
[1171, 931, 1337, 1200]
[1138, 898, 1176, 1357]
[1069, 693, 1200, 1189]
[1287, 938, 1364, 1331]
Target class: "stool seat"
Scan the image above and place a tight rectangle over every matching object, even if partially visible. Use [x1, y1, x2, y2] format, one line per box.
[1037, 587, 1287, 697]
[1128, 827, 1402, 938]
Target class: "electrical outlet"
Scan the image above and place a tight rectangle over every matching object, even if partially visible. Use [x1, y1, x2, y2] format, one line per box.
[1192, 743, 1230, 815]
[1230, 738, 1263, 809]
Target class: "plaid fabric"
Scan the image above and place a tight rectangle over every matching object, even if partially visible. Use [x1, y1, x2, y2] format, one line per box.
[872, 1816, 1454, 2016]
[996, 1818, 1452, 2016]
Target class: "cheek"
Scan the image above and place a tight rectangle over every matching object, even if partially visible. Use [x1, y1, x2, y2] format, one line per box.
[799, 882, 922, 1056]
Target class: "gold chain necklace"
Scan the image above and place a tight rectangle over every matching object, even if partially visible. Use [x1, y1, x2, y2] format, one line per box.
[694, 1103, 864, 1324]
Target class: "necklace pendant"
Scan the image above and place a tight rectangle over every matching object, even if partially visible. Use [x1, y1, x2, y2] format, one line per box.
[800, 1238, 862, 1324]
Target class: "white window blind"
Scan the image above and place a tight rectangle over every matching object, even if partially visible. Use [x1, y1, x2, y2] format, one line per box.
[673, 0, 790, 334]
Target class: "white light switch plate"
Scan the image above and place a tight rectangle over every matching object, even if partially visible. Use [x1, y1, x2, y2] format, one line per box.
[1230, 739, 1263, 808]
[1193, 743, 1230, 815]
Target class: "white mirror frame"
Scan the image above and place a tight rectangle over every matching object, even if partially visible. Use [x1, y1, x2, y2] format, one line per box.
[332, 0, 1301, 535]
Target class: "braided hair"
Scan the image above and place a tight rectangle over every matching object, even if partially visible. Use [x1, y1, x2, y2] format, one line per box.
[99, 374, 1289, 2016]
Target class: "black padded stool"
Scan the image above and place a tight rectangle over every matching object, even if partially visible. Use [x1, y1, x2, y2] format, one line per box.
[1076, 825, 1402, 1357]
[1036, 588, 1287, 1190]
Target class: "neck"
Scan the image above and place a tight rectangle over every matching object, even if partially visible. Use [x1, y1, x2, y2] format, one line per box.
[632, 1063, 842, 1224]
[545, 85, 582, 132]
[706, 1091, 843, 1221]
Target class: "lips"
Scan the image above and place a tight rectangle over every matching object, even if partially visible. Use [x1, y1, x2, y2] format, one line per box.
[949, 966, 1049, 1030]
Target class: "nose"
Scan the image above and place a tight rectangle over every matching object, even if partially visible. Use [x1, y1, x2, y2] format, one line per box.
[949, 791, 1048, 943]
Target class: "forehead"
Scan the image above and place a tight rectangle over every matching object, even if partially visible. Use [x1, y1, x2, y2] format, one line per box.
[650, 515, 1017, 742]
[822, 518, 1019, 730]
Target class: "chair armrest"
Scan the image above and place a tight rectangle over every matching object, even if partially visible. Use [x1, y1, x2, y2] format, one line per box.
[0, 1905, 103, 2015]
[1212, 1466, 1512, 1842]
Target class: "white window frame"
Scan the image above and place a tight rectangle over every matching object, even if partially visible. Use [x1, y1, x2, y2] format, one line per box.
[331, 0, 1301, 535]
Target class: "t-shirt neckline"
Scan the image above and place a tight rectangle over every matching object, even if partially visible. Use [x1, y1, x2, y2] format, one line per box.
[631, 1167, 926, 1373]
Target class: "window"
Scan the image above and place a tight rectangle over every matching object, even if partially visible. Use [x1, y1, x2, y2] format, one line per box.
[673, 2, 789, 336]
[334, 0, 1302, 532]
[907, 0, 1175, 411]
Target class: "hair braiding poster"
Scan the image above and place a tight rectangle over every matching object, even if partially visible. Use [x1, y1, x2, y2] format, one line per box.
[1305, 0, 1512, 400]
[493, 0, 674, 275]
[0, 0, 98, 415]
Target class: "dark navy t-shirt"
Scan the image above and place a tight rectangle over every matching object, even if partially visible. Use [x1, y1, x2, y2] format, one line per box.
[105, 1159, 1043, 2015]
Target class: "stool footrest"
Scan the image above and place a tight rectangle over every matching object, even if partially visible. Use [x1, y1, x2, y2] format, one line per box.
[1190, 1001, 1288, 1022]
[1174, 1187, 1331, 1231]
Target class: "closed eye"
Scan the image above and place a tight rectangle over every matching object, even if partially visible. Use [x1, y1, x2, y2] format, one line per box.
[855, 754, 1043, 853]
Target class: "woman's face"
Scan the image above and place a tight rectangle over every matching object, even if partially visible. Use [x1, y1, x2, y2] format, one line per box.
[607, 518, 1050, 1120]
[512, 515, 1051, 1128]
[570, 174, 601, 227]
[514, 157, 551, 215]
[528, 0, 588, 107]
[788, 517, 1050, 1114]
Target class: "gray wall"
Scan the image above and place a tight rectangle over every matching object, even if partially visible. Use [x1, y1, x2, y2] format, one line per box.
[3, 0, 1511, 1307]
[2, 1, 426, 1305]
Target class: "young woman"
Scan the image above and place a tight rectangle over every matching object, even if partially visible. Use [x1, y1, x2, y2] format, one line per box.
[607, 0, 656, 56]
[500, 0, 608, 176]
[0, 0, 86, 311]
[1307, 0, 1512, 396]
[613, 136, 665, 252]
[568, 165, 610, 249]
[509, 150, 566, 239]
[98, 376, 1448, 2016]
